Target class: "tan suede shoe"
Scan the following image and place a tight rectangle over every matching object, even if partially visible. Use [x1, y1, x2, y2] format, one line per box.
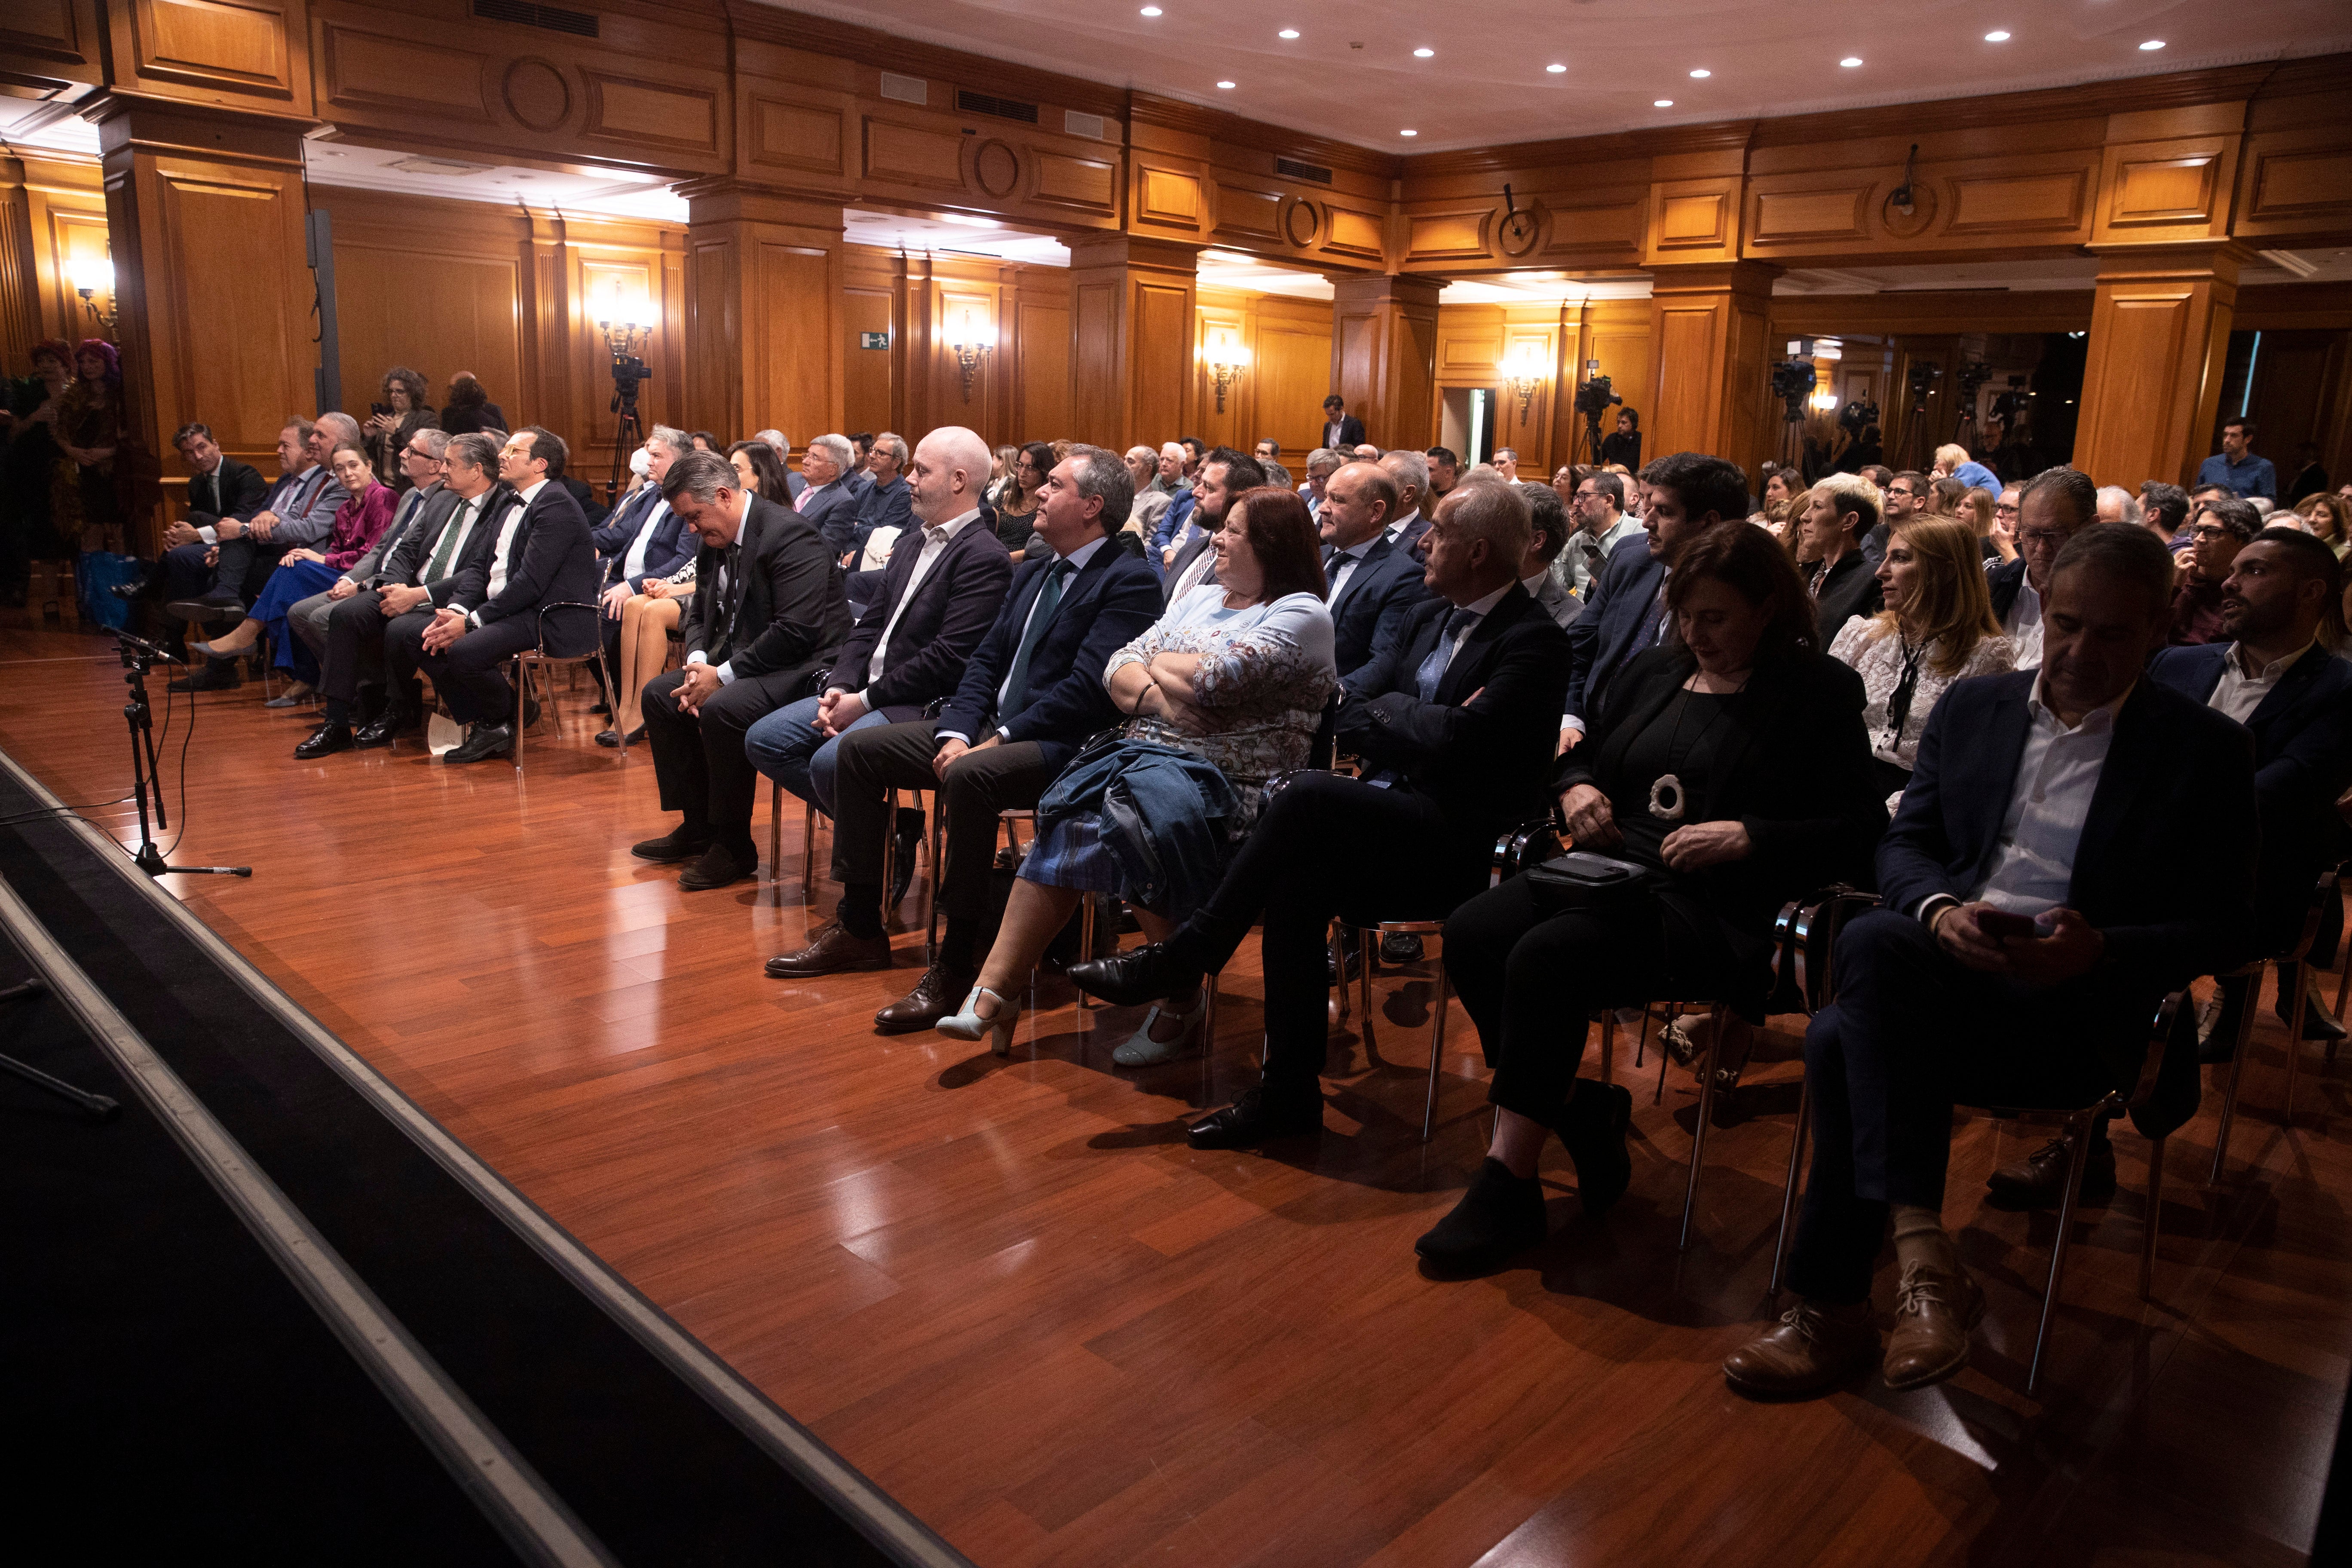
[1722, 1299, 1881, 1397]
[1881, 1260, 1986, 1390]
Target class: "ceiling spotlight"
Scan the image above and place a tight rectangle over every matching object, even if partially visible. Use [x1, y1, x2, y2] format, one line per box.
[1546, 63, 1565, 73]
[1840, 56, 1863, 67]
[1216, 80, 1235, 89]
[1278, 28, 1298, 38]
[1400, 129, 1418, 137]
[1984, 31, 2010, 42]
[1413, 47, 1434, 58]
[1654, 98, 1673, 107]
[1139, 5, 1161, 14]
[2139, 39, 2165, 50]
[1689, 68, 1710, 78]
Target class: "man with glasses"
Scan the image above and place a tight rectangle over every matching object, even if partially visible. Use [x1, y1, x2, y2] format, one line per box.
[1988, 466, 2099, 669]
[1864, 470, 1930, 570]
[1559, 469, 1644, 598]
[285, 427, 452, 708]
[2167, 496, 2260, 646]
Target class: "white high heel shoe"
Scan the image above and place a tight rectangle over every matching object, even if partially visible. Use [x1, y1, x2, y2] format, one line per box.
[1111, 999, 1203, 1066]
[937, 984, 1018, 1056]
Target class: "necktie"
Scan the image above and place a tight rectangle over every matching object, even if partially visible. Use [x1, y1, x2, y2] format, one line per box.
[717, 542, 744, 657]
[1326, 550, 1360, 602]
[1415, 607, 1477, 702]
[425, 497, 472, 583]
[1002, 559, 1075, 719]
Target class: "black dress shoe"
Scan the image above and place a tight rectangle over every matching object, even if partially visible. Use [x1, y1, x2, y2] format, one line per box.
[1186, 1087, 1323, 1149]
[631, 825, 713, 863]
[677, 843, 757, 891]
[1986, 1136, 2116, 1210]
[1555, 1081, 1634, 1216]
[887, 807, 924, 908]
[1070, 941, 1204, 1008]
[1380, 931, 1425, 965]
[354, 709, 414, 749]
[1415, 1158, 1548, 1274]
[874, 964, 975, 1033]
[590, 701, 611, 716]
[444, 722, 514, 764]
[165, 592, 245, 623]
[169, 657, 242, 693]
[293, 721, 354, 760]
[594, 724, 646, 750]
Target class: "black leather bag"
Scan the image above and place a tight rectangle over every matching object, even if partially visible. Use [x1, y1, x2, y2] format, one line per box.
[1522, 850, 1660, 917]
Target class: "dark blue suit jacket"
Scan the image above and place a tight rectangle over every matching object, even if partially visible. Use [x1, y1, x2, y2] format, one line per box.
[2149, 642, 2352, 940]
[592, 487, 693, 592]
[851, 474, 914, 558]
[451, 481, 603, 657]
[1562, 530, 1667, 723]
[936, 538, 1164, 768]
[1880, 671, 2258, 1004]
[1325, 534, 1434, 696]
[799, 480, 865, 559]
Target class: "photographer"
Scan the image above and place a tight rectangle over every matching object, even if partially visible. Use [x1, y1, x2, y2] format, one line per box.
[362, 367, 439, 491]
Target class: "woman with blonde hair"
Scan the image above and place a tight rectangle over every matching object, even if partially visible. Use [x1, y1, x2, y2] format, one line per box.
[2294, 492, 2350, 558]
[1829, 515, 2015, 813]
[1959, 485, 2000, 562]
[1927, 475, 1969, 518]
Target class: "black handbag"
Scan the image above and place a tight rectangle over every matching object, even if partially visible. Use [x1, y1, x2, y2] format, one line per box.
[1522, 850, 1660, 916]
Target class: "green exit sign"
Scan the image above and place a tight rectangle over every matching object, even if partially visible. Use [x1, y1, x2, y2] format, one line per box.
[860, 331, 890, 349]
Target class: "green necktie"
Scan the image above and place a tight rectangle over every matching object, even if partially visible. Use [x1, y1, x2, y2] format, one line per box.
[426, 496, 473, 583]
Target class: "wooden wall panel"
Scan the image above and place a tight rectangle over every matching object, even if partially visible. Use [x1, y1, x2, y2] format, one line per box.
[2092, 135, 2239, 245]
[332, 243, 524, 423]
[115, 0, 309, 113]
[16, 157, 113, 351]
[1256, 318, 1334, 460]
[3, 0, 103, 72]
[1013, 288, 1071, 445]
[2074, 245, 2240, 488]
[142, 161, 314, 454]
[2234, 124, 2352, 241]
[842, 251, 896, 439]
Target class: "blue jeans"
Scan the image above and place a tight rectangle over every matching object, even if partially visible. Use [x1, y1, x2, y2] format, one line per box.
[743, 694, 891, 816]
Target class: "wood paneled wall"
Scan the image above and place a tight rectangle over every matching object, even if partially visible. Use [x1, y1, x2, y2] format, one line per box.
[0, 156, 114, 364]
[1193, 288, 1332, 460]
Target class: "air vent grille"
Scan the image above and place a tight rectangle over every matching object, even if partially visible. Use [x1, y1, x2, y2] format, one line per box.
[471, 0, 598, 39]
[956, 90, 1038, 124]
[1275, 156, 1334, 185]
[879, 71, 928, 106]
[1063, 110, 1109, 141]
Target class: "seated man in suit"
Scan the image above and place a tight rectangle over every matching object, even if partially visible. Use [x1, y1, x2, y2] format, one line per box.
[744, 424, 1014, 875]
[163, 421, 267, 548]
[303, 431, 502, 756]
[798, 432, 866, 561]
[395, 426, 598, 766]
[1163, 448, 1265, 602]
[1724, 520, 2256, 1400]
[589, 425, 693, 735]
[1320, 459, 1434, 696]
[770, 444, 1163, 1031]
[1378, 449, 1433, 558]
[1071, 481, 1573, 1148]
[629, 449, 850, 891]
[1559, 452, 1750, 754]
[1516, 479, 1581, 627]
[1987, 466, 2098, 669]
[285, 426, 449, 734]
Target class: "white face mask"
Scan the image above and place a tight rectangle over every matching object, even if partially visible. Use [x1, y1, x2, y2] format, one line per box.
[629, 446, 652, 479]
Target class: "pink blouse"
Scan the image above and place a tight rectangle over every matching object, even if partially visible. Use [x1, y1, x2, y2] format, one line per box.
[322, 483, 395, 571]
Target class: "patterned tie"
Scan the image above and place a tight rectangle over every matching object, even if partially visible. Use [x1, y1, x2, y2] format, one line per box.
[1002, 559, 1075, 719]
[425, 496, 473, 583]
[1415, 607, 1478, 702]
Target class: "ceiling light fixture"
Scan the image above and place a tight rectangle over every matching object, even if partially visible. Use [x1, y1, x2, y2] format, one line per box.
[2139, 39, 2165, 51]
[1984, 30, 2010, 42]
[1413, 47, 1434, 58]
[1139, 6, 1161, 15]
[1840, 56, 1863, 67]
[1216, 80, 1235, 88]
[1546, 63, 1565, 73]
[1400, 129, 1417, 136]
[1654, 98, 1673, 107]
[1278, 28, 1298, 38]
[1689, 68, 1710, 78]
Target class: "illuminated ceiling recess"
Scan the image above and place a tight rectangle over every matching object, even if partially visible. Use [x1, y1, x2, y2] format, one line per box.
[760, 0, 2351, 155]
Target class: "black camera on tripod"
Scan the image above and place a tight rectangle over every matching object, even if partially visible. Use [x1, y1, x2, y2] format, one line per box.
[609, 353, 651, 415]
[1837, 397, 1879, 435]
[1574, 374, 1620, 422]
[1770, 358, 1815, 423]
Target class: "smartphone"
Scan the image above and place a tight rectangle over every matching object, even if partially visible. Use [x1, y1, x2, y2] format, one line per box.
[1975, 910, 2040, 941]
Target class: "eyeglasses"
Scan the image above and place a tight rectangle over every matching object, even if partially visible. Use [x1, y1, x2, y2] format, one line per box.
[2018, 529, 2067, 548]
[1993, 502, 2019, 517]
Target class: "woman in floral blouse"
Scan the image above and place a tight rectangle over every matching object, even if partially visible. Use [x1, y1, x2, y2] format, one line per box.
[938, 486, 1338, 1064]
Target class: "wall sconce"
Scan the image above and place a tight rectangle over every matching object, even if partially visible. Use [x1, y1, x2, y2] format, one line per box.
[1505, 340, 1549, 418]
[73, 257, 116, 332]
[1204, 334, 1249, 412]
[596, 284, 654, 361]
[1810, 386, 1839, 411]
[948, 306, 996, 401]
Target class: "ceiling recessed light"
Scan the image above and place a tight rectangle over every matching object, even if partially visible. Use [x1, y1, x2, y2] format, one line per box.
[1654, 98, 1673, 107]
[1984, 30, 2010, 42]
[1413, 47, 1434, 58]
[1546, 63, 1565, 73]
[1216, 80, 1235, 89]
[1139, 6, 1161, 14]
[1689, 68, 1710, 78]
[1840, 56, 1863, 67]
[2139, 39, 2165, 51]
[1278, 28, 1298, 38]
[1400, 129, 1418, 137]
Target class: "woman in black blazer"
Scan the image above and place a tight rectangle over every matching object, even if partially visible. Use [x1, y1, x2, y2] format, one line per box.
[1419, 522, 1885, 1273]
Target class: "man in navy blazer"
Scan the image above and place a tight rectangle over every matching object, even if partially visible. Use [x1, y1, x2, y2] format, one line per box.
[796, 433, 867, 560]
[1728, 521, 2257, 1402]
[1318, 459, 1433, 695]
[2150, 527, 2352, 1053]
[773, 444, 1161, 1030]
[1559, 452, 1747, 753]
[1986, 466, 2099, 669]
[590, 428, 694, 726]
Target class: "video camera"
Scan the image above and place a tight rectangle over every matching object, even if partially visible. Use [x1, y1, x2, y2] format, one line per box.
[610, 353, 651, 415]
[1837, 397, 1879, 435]
[1770, 358, 1815, 424]
[1573, 374, 1621, 422]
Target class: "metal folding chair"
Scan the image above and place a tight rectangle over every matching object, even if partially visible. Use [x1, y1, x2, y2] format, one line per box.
[2210, 869, 2338, 1181]
[510, 602, 619, 774]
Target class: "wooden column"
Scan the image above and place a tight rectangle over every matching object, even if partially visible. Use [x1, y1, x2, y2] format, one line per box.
[1329, 273, 1441, 452]
[1067, 236, 1199, 451]
[680, 182, 845, 448]
[0, 156, 40, 374]
[1646, 260, 1779, 471]
[2074, 242, 2247, 489]
[89, 95, 316, 554]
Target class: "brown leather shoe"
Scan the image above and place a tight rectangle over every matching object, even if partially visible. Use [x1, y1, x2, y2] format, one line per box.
[1986, 1136, 2116, 1210]
[873, 964, 974, 1034]
[1881, 1261, 1986, 1391]
[765, 924, 892, 978]
[1722, 1299, 1880, 1397]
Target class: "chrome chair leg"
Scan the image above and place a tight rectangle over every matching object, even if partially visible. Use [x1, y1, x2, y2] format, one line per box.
[1678, 1003, 1727, 1251]
[1422, 966, 1450, 1143]
[2141, 1133, 2165, 1303]
[2029, 1110, 2098, 1395]
[509, 655, 526, 775]
[2208, 965, 2263, 1185]
[768, 779, 784, 882]
[1358, 928, 1375, 1044]
[1768, 1075, 1812, 1296]
[881, 787, 901, 933]
[1077, 896, 1096, 1011]
[1328, 924, 1351, 1026]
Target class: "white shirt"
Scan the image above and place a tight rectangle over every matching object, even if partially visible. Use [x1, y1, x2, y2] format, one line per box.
[191, 459, 228, 544]
[2210, 638, 2312, 725]
[462, 478, 544, 622]
[1167, 528, 1221, 602]
[1326, 541, 1375, 606]
[1430, 580, 1514, 688]
[942, 535, 1109, 744]
[1384, 510, 1422, 545]
[685, 499, 755, 685]
[428, 490, 491, 592]
[2006, 577, 2045, 669]
[863, 508, 978, 691]
[1948, 674, 2127, 919]
[620, 495, 670, 583]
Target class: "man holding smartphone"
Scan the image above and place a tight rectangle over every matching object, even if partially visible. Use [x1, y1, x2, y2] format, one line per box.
[1722, 487, 2258, 1401]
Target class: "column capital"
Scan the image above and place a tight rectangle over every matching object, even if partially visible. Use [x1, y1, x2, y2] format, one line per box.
[83, 89, 312, 168]
[677, 179, 843, 235]
[1645, 259, 1782, 299]
[1326, 273, 1444, 310]
[1069, 234, 1202, 278]
[2083, 239, 2255, 283]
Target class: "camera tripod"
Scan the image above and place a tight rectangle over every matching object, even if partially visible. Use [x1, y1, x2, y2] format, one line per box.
[0, 979, 120, 1121]
[606, 399, 643, 506]
[116, 632, 250, 880]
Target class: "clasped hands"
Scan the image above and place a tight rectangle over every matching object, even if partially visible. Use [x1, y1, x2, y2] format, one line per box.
[1930, 902, 2103, 986]
[420, 607, 469, 653]
[931, 731, 1000, 781]
[816, 686, 869, 737]
[1556, 783, 1752, 871]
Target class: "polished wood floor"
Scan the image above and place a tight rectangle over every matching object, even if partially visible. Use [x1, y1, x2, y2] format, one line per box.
[3, 616, 2340, 1566]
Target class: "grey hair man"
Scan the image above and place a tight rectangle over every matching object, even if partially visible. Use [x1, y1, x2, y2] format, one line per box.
[1379, 448, 1433, 557]
[800, 432, 867, 558]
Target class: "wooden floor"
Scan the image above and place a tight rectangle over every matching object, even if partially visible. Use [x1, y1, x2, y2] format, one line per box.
[3, 616, 2340, 1567]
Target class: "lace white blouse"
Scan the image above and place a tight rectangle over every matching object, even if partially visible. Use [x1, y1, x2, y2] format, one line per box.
[1829, 616, 2017, 814]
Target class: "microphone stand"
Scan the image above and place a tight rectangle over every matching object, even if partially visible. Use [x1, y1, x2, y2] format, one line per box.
[116, 633, 251, 879]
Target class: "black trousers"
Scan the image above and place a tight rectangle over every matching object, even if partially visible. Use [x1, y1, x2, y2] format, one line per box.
[402, 616, 539, 726]
[1182, 772, 1488, 1099]
[641, 665, 806, 853]
[1785, 909, 2129, 1304]
[831, 719, 1058, 920]
[1444, 873, 1749, 1125]
[318, 589, 407, 706]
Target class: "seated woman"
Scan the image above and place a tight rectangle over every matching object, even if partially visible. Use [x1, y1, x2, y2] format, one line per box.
[938, 486, 1336, 1064]
[1830, 516, 2014, 815]
[992, 442, 1050, 561]
[192, 442, 392, 701]
[727, 438, 791, 505]
[603, 556, 694, 746]
[1416, 523, 1885, 1274]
